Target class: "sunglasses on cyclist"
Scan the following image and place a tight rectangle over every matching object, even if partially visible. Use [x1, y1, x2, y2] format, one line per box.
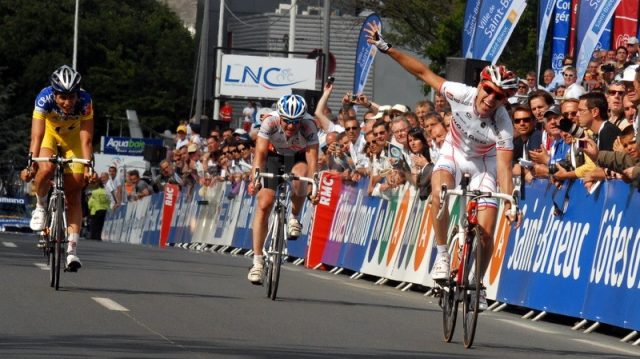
[282, 117, 301, 125]
[481, 82, 506, 101]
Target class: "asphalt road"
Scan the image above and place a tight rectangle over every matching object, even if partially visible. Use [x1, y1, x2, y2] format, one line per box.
[0, 232, 638, 359]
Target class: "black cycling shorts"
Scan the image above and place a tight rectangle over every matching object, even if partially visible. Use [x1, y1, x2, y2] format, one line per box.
[263, 151, 306, 191]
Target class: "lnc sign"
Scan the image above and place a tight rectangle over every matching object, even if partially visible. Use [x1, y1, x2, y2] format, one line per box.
[220, 54, 316, 99]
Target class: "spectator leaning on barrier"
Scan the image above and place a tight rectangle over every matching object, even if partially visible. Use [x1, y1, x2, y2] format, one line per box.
[105, 163, 122, 208]
[529, 105, 568, 178]
[582, 127, 640, 187]
[578, 92, 620, 151]
[127, 169, 153, 201]
[549, 117, 596, 186]
[153, 159, 183, 192]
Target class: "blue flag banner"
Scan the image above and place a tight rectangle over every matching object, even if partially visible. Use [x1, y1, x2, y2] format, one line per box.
[353, 13, 382, 95]
[537, 0, 558, 83]
[471, 0, 528, 64]
[551, 0, 571, 76]
[598, 17, 613, 50]
[575, 0, 621, 83]
[462, 0, 482, 58]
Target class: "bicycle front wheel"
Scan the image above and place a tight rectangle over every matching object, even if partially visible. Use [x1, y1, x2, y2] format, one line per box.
[442, 227, 460, 342]
[268, 208, 285, 301]
[462, 226, 482, 348]
[53, 196, 65, 291]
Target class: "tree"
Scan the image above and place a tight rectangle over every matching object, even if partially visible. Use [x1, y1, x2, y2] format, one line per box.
[0, 0, 196, 162]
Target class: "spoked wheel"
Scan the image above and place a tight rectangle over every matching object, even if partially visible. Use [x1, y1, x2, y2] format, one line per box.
[462, 227, 482, 348]
[47, 211, 57, 288]
[441, 281, 458, 342]
[265, 222, 275, 298]
[52, 199, 65, 291]
[268, 209, 285, 301]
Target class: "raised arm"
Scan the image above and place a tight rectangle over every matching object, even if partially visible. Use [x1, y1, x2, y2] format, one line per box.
[314, 82, 335, 132]
[365, 22, 445, 91]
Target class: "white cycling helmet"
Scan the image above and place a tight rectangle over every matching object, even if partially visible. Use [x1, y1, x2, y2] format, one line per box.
[50, 65, 82, 94]
[277, 94, 307, 120]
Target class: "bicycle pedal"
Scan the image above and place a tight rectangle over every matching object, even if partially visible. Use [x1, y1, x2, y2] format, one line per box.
[65, 263, 81, 272]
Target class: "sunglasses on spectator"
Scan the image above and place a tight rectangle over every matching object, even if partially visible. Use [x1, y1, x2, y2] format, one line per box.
[513, 117, 531, 124]
[608, 89, 625, 96]
[562, 111, 577, 117]
[563, 73, 576, 78]
[345, 126, 359, 131]
[282, 117, 301, 125]
[481, 82, 506, 101]
[373, 131, 386, 137]
[237, 146, 246, 151]
[625, 106, 636, 110]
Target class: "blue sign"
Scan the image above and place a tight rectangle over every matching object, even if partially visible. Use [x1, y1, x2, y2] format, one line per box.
[353, 13, 382, 96]
[103, 136, 162, 156]
[462, 0, 482, 57]
[551, 0, 571, 76]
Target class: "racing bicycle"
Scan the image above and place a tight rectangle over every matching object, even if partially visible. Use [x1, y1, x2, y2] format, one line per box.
[434, 173, 517, 348]
[253, 168, 317, 300]
[28, 151, 93, 290]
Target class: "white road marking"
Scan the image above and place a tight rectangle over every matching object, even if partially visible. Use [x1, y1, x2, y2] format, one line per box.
[572, 338, 640, 356]
[493, 317, 560, 335]
[33, 263, 49, 270]
[2, 242, 17, 247]
[92, 297, 129, 312]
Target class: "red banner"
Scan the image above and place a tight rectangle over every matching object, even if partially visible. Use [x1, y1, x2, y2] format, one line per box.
[568, 0, 579, 58]
[306, 172, 342, 269]
[159, 184, 179, 248]
[612, 0, 639, 48]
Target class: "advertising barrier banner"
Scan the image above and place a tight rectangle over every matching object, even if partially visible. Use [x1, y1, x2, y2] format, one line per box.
[102, 136, 162, 156]
[307, 172, 342, 268]
[160, 184, 179, 247]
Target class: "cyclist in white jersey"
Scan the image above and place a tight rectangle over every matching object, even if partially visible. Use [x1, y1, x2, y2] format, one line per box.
[367, 22, 519, 309]
[246, 94, 320, 284]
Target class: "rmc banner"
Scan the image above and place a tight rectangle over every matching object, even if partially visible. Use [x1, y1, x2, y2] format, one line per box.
[220, 54, 317, 99]
[103, 178, 640, 331]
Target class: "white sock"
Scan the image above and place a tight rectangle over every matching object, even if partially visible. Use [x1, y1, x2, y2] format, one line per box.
[68, 233, 79, 255]
[253, 254, 264, 266]
[437, 245, 448, 254]
[36, 195, 46, 208]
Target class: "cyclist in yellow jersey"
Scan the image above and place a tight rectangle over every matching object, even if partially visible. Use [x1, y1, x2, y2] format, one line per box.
[20, 65, 96, 271]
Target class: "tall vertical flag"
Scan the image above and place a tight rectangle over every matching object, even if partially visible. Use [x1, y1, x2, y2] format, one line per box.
[568, 0, 579, 58]
[468, 0, 528, 64]
[462, 0, 482, 58]
[353, 13, 382, 95]
[575, 0, 622, 83]
[537, 0, 558, 84]
[598, 18, 613, 51]
[552, 0, 571, 75]
[612, 0, 639, 48]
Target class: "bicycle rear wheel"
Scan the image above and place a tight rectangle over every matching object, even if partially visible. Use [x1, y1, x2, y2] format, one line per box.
[268, 208, 285, 301]
[462, 226, 482, 348]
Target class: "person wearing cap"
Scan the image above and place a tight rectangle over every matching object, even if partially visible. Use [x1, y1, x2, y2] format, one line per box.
[366, 21, 519, 310]
[618, 64, 640, 132]
[627, 37, 640, 63]
[176, 124, 189, 150]
[577, 92, 620, 151]
[529, 105, 568, 178]
[390, 104, 409, 117]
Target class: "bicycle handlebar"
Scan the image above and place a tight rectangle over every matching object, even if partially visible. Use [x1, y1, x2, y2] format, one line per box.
[28, 152, 95, 175]
[436, 185, 519, 220]
[253, 169, 318, 199]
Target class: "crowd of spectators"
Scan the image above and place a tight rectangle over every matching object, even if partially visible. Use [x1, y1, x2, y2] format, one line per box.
[97, 39, 640, 219]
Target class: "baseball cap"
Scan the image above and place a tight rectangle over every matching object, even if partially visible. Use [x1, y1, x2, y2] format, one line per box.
[233, 129, 248, 136]
[628, 37, 639, 45]
[544, 105, 561, 118]
[177, 124, 187, 133]
[371, 105, 391, 120]
[187, 143, 198, 153]
[620, 64, 639, 82]
[391, 104, 408, 113]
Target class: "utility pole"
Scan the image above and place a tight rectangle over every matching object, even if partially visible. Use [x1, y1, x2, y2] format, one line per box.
[195, 0, 212, 125]
[212, 0, 225, 123]
[322, 0, 330, 80]
[72, 0, 79, 69]
[288, 0, 297, 58]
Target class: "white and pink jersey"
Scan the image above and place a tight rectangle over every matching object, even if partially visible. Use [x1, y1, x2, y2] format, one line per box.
[440, 81, 513, 157]
[257, 113, 319, 155]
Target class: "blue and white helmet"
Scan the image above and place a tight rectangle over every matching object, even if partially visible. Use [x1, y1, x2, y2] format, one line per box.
[50, 65, 82, 94]
[277, 94, 307, 120]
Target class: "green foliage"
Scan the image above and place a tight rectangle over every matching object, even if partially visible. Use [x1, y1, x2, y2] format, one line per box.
[363, 0, 540, 80]
[0, 0, 195, 158]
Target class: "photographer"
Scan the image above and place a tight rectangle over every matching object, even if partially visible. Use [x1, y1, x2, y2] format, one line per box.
[549, 118, 596, 187]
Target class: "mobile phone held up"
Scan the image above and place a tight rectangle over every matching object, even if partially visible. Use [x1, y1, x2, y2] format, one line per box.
[578, 139, 587, 149]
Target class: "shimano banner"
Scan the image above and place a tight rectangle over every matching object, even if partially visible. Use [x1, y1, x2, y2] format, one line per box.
[575, 0, 621, 84]
[353, 13, 381, 96]
[537, 0, 558, 85]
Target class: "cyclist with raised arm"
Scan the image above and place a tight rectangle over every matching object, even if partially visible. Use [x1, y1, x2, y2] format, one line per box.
[247, 94, 320, 284]
[20, 65, 95, 271]
[366, 23, 519, 309]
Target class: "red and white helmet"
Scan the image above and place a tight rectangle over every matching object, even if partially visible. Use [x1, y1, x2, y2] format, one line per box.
[480, 65, 518, 92]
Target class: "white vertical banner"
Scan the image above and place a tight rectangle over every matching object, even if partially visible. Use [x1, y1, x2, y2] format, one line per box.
[480, 0, 528, 64]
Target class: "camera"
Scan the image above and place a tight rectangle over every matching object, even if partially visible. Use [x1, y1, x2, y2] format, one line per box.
[351, 94, 358, 101]
[601, 63, 615, 73]
[548, 160, 573, 175]
[327, 76, 335, 84]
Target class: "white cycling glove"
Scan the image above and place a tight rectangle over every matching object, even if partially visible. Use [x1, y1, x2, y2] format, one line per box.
[372, 31, 392, 53]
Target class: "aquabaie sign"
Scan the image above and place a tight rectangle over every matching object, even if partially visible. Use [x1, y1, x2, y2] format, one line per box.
[102, 136, 162, 156]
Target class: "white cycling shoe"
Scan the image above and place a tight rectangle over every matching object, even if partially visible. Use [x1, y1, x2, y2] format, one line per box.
[247, 263, 264, 285]
[66, 254, 82, 272]
[30, 207, 46, 231]
[471, 289, 488, 312]
[288, 217, 302, 239]
[431, 252, 451, 282]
